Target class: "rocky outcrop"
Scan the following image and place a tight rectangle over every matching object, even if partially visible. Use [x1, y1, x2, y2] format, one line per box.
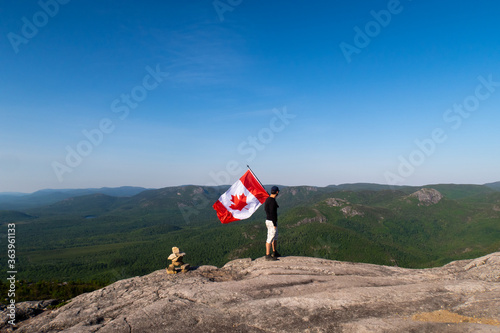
[1, 299, 60, 329]
[7, 253, 500, 332]
[325, 198, 348, 207]
[408, 188, 443, 206]
[291, 209, 327, 227]
[340, 206, 364, 217]
[290, 187, 318, 196]
[325, 198, 364, 218]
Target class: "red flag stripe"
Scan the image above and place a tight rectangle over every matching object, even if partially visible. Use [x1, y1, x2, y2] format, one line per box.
[240, 170, 268, 204]
[212, 200, 239, 224]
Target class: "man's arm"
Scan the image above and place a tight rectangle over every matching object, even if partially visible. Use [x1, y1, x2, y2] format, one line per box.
[272, 200, 278, 226]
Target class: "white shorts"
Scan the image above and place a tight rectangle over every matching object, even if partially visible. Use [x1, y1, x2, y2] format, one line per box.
[265, 220, 278, 243]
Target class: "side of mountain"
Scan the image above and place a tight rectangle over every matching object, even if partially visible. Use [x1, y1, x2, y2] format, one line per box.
[27, 194, 128, 217]
[485, 181, 500, 191]
[0, 211, 37, 223]
[0, 186, 149, 210]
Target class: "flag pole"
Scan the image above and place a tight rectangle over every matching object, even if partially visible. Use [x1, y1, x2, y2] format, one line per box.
[246, 165, 266, 190]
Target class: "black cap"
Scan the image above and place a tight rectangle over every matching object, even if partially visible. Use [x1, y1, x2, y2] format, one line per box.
[271, 186, 279, 194]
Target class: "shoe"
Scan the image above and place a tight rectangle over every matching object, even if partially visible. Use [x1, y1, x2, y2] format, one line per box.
[272, 251, 281, 258]
[265, 254, 277, 261]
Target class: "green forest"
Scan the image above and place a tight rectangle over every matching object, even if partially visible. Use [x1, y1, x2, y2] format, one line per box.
[1, 183, 500, 304]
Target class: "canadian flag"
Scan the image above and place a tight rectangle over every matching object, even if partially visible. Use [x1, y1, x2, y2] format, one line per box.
[213, 169, 269, 224]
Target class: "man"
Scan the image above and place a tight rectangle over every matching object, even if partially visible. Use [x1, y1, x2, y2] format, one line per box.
[264, 186, 280, 260]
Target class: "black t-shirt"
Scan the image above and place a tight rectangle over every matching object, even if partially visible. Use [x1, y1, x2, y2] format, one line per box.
[264, 196, 279, 226]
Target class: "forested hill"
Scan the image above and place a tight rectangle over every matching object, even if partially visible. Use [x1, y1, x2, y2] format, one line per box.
[0, 186, 148, 210]
[0, 183, 499, 285]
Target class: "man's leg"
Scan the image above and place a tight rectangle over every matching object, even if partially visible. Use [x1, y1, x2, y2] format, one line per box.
[265, 220, 274, 255]
[271, 228, 279, 257]
[265, 220, 277, 260]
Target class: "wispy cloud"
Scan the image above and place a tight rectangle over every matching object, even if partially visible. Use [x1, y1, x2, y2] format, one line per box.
[150, 23, 249, 87]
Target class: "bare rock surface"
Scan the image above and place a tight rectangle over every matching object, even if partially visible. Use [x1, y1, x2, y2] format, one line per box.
[340, 206, 364, 217]
[10, 253, 500, 332]
[291, 209, 327, 227]
[325, 198, 348, 207]
[408, 188, 443, 206]
[324, 198, 364, 218]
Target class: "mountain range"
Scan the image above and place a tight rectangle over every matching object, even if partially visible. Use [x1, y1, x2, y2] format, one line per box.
[0, 186, 148, 210]
[0, 182, 499, 285]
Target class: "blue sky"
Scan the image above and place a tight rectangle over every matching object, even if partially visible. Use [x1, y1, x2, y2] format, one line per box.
[1, 0, 499, 193]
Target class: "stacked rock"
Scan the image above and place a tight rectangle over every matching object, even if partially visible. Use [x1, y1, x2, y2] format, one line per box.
[166, 247, 190, 274]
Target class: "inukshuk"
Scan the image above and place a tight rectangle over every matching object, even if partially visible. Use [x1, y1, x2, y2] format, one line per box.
[166, 247, 190, 274]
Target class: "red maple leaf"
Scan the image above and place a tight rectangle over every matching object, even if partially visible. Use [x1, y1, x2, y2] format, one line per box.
[229, 193, 248, 211]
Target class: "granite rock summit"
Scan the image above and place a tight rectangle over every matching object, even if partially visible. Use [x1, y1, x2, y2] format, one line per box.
[408, 188, 443, 206]
[9, 252, 500, 332]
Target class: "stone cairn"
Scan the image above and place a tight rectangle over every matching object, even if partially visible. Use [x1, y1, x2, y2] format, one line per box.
[166, 247, 190, 274]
